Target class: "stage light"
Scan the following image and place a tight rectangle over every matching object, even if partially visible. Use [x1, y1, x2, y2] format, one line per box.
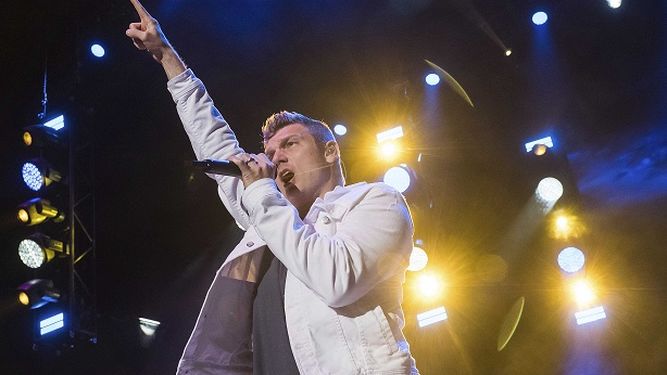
[425, 73, 440, 86]
[43, 115, 65, 131]
[570, 279, 596, 306]
[376, 126, 404, 144]
[17, 279, 61, 309]
[535, 177, 563, 204]
[139, 317, 161, 336]
[575, 305, 606, 325]
[606, 0, 622, 9]
[407, 246, 428, 272]
[417, 306, 448, 328]
[333, 124, 347, 136]
[91, 44, 105, 58]
[532, 11, 548, 25]
[22, 125, 63, 148]
[383, 165, 412, 193]
[18, 233, 64, 269]
[505, 49, 512, 57]
[17, 198, 65, 226]
[21, 159, 62, 192]
[378, 142, 400, 160]
[40, 312, 65, 336]
[524, 136, 553, 153]
[414, 273, 444, 300]
[558, 247, 585, 273]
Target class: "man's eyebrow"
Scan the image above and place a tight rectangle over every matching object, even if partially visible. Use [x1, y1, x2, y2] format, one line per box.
[265, 133, 305, 154]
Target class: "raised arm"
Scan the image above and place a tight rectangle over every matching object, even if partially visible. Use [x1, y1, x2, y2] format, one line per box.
[126, 0, 251, 228]
[125, 0, 186, 80]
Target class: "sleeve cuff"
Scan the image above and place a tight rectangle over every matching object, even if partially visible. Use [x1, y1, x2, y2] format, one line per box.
[241, 178, 281, 218]
[166, 68, 201, 103]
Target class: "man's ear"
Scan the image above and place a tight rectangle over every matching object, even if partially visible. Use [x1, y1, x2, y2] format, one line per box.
[324, 141, 339, 163]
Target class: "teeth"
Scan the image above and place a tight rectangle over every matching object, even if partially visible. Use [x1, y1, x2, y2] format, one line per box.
[280, 170, 294, 183]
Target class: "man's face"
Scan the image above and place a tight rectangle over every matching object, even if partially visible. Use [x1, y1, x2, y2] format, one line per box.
[264, 123, 333, 213]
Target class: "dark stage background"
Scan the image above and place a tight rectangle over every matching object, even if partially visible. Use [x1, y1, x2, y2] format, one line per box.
[1, 0, 666, 373]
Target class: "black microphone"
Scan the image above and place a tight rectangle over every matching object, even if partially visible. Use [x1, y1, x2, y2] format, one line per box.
[191, 159, 242, 177]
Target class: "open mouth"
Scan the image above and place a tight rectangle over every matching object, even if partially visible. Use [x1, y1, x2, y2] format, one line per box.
[279, 170, 295, 184]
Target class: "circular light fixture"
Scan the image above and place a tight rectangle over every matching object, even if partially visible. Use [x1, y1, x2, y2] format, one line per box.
[532, 143, 548, 156]
[91, 43, 105, 58]
[425, 73, 440, 86]
[23, 131, 33, 146]
[18, 239, 47, 269]
[532, 11, 548, 25]
[557, 246, 585, 273]
[505, 49, 512, 57]
[383, 166, 412, 193]
[18, 291, 30, 306]
[333, 124, 347, 136]
[22, 162, 44, 191]
[536, 177, 564, 204]
[407, 246, 428, 272]
[17, 208, 30, 223]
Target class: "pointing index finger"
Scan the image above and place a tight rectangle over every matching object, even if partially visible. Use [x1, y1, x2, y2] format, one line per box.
[129, 0, 152, 21]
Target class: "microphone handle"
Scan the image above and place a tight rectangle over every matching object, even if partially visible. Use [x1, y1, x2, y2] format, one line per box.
[192, 159, 242, 177]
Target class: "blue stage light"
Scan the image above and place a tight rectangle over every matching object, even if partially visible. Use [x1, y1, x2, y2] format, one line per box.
[333, 124, 347, 136]
[425, 73, 440, 86]
[22, 162, 43, 191]
[43, 115, 65, 131]
[532, 11, 548, 25]
[91, 44, 105, 58]
[40, 312, 65, 335]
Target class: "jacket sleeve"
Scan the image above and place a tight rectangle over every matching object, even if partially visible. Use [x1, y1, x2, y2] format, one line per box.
[167, 69, 250, 228]
[241, 179, 413, 308]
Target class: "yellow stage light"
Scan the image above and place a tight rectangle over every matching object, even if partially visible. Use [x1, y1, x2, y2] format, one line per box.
[23, 131, 33, 146]
[17, 198, 65, 226]
[18, 208, 30, 223]
[533, 143, 548, 156]
[18, 291, 30, 306]
[570, 279, 596, 306]
[414, 273, 444, 300]
[549, 209, 585, 239]
[378, 142, 399, 160]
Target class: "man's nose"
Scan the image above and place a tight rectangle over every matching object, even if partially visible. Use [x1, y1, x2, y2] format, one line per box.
[272, 149, 287, 165]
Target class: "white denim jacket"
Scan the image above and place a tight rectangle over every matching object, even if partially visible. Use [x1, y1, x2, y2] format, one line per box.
[169, 69, 419, 375]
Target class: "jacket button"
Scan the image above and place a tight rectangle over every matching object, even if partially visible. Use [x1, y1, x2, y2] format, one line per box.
[321, 216, 331, 224]
[246, 241, 254, 247]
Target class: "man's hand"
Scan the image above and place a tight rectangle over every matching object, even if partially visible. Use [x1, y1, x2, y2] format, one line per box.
[229, 153, 276, 188]
[126, 0, 186, 79]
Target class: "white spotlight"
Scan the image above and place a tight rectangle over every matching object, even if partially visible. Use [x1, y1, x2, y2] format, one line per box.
[606, 0, 622, 9]
[407, 246, 428, 272]
[139, 317, 161, 336]
[333, 124, 347, 136]
[383, 166, 412, 193]
[532, 11, 548, 26]
[535, 177, 564, 204]
[91, 43, 105, 58]
[425, 73, 440, 86]
[505, 49, 512, 57]
[557, 247, 585, 273]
